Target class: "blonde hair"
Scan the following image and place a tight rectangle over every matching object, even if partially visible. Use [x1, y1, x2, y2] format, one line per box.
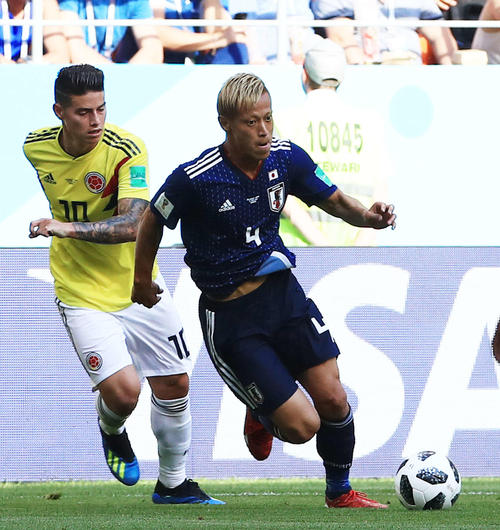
[217, 73, 270, 118]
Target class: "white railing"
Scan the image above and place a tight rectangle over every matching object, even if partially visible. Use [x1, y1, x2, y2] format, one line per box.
[2, 0, 499, 64]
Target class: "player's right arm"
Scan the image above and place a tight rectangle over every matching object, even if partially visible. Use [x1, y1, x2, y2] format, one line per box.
[29, 197, 148, 243]
[132, 166, 187, 307]
[131, 208, 164, 308]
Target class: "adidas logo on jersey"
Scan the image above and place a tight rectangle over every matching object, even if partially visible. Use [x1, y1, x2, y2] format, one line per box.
[42, 173, 56, 184]
[218, 199, 235, 212]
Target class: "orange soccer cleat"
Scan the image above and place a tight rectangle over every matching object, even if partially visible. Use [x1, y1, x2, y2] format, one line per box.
[243, 407, 273, 461]
[325, 490, 388, 509]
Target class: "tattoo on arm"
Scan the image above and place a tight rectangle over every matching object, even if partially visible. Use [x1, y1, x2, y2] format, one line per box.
[72, 198, 148, 244]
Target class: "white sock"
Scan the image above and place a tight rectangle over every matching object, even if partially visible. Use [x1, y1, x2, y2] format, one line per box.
[151, 394, 191, 489]
[96, 393, 128, 435]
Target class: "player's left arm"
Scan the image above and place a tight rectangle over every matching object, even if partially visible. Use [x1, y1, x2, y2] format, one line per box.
[289, 143, 396, 230]
[317, 189, 397, 230]
[29, 197, 149, 243]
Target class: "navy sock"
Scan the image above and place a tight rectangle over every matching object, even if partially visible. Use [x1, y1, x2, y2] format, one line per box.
[324, 466, 350, 498]
[316, 406, 355, 498]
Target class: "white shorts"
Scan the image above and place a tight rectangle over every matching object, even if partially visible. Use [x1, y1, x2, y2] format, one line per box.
[56, 274, 192, 388]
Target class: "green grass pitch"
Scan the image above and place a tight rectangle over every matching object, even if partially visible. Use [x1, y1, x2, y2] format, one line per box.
[0, 478, 499, 529]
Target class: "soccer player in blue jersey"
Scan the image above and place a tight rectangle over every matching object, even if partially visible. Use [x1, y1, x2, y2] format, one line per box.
[132, 72, 396, 509]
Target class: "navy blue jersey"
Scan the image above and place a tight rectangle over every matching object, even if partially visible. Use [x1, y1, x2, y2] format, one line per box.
[151, 138, 337, 297]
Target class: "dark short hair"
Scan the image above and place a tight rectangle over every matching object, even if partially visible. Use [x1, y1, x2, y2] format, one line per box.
[54, 64, 104, 107]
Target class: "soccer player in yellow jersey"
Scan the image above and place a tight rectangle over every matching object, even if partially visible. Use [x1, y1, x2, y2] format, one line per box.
[24, 64, 223, 505]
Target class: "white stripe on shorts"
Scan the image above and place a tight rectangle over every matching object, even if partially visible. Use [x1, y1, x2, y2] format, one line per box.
[204, 309, 258, 408]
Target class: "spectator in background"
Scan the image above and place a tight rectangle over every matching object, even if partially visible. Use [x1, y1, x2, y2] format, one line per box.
[310, 0, 458, 64]
[152, 0, 248, 64]
[274, 36, 391, 246]
[231, 0, 317, 64]
[59, 0, 162, 63]
[472, 0, 500, 63]
[0, 0, 69, 63]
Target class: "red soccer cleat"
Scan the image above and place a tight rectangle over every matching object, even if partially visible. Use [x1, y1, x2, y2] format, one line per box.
[243, 407, 273, 461]
[325, 490, 388, 509]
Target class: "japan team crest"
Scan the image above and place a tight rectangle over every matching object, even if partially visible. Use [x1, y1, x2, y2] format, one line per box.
[267, 182, 285, 213]
[84, 172, 106, 193]
[86, 351, 102, 371]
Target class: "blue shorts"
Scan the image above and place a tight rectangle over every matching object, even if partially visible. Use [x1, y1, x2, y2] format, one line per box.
[198, 270, 340, 415]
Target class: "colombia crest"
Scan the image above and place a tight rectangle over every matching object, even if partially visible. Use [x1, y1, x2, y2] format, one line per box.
[86, 351, 103, 371]
[85, 172, 106, 193]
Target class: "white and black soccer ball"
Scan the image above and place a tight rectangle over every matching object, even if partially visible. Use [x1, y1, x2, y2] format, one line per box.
[394, 450, 461, 510]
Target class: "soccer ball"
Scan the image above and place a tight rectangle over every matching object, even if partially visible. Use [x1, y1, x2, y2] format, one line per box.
[394, 450, 461, 510]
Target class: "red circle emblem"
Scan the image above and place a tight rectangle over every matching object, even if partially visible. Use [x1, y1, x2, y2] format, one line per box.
[85, 172, 106, 193]
[86, 352, 102, 371]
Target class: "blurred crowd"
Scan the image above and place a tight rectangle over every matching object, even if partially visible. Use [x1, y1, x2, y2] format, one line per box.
[0, 0, 497, 65]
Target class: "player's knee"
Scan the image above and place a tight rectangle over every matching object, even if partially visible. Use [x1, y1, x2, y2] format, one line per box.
[317, 386, 349, 419]
[102, 384, 140, 416]
[113, 393, 139, 416]
[283, 415, 320, 444]
[330, 389, 348, 412]
[98, 365, 141, 415]
[149, 372, 189, 400]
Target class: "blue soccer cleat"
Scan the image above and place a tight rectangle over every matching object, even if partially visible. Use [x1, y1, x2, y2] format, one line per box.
[99, 424, 140, 486]
[152, 478, 225, 505]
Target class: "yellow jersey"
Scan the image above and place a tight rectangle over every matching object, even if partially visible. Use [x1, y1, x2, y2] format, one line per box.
[23, 123, 158, 311]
